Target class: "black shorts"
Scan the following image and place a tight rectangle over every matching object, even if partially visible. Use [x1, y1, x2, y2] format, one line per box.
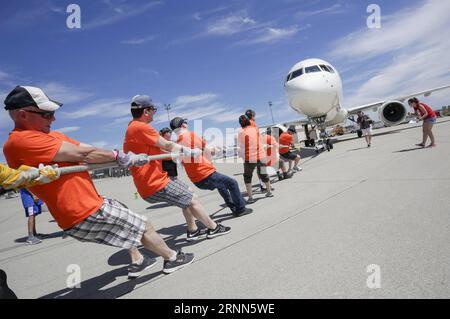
[280, 151, 298, 161]
[243, 161, 269, 184]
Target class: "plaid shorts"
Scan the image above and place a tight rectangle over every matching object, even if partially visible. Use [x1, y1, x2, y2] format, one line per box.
[144, 179, 193, 209]
[64, 198, 147, 249]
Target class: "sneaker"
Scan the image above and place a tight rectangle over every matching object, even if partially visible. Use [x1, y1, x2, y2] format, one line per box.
[186, 228, 208, 241]
[207, 223, 231, 239]
[293, 166, 303, 172]
[265, 192, 274, 198]
[233, 207, 253, 217]
[128, 256, 158, 279]
[26, 236, 42, 245]
[246, 198, 256, 204]
[415, 143, 425, 147]
[163, 250, 195, 274]
[283, 171, 293, 179]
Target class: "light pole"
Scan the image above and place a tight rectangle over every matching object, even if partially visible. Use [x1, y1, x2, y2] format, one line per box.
[268, 101, 275, 124]
[164, 103, 171, 122]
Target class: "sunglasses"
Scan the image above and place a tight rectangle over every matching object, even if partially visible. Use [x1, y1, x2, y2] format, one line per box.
[24, 110, 55, 119]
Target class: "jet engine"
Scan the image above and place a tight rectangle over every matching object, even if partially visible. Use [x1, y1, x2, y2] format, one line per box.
[378, 101, 407, 126]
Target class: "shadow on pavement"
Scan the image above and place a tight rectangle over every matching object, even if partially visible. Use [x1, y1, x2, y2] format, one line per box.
[393, 147, 426, 153]
[14, 231, 64, 243]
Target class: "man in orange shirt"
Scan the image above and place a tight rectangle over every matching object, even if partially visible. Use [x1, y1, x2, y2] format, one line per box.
[123, 95, 231, 241]
[3, 86, 194, 278]
[237, 115, 273, 204]
[170, 117, 252, 217]
[262, 127, 293, 181]
[279, 126, 302, 172]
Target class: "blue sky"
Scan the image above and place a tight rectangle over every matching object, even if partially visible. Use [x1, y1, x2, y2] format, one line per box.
[1, 0, 449, 161]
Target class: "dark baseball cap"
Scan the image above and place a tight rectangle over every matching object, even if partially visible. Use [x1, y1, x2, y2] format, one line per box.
[131, 95, 157, 109]
[170, 117, 187, 130]
[4, 86, 62, 111]
[159, 127, 172, 136]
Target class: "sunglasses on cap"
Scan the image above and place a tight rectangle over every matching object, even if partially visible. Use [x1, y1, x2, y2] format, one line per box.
[24, 110, 55, 119]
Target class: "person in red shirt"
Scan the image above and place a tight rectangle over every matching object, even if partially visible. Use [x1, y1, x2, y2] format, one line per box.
[171, 117, 252, 217]
[123, 95, 231, 241]
[3, 85, 194, 278]
[262, 127, 293, 181]
[237, 115, 273, 204]
[408, 97, 437, 147]
[279, 126, 302, 172]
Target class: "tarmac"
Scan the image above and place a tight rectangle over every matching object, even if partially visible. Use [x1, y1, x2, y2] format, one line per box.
[0, 118, 449, 299]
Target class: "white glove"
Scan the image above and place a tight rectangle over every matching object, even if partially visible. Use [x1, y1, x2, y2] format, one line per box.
[34, 164, 61, 185]
[181, 147, 203, 158]
[116, 150, 149, 167]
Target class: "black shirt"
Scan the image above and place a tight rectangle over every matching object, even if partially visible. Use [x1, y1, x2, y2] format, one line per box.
[162, 160, 178, 177]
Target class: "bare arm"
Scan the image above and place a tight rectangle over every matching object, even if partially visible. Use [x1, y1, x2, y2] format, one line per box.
[53, 141, 115, 163]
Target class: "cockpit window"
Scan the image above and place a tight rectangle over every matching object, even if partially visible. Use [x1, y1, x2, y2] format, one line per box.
[320, 65, 330, 72]
[286, 68, 303, 83]
[305, 65, 321, 73]
[326, 65, 335, 73]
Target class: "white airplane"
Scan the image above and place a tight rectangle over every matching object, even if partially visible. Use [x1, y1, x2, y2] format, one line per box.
[284, 58, 450, 151]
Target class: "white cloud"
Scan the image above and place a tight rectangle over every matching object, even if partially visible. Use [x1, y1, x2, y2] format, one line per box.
[122, 35, 155, 45]
[60, 98, 130, 119]
[83, 1, 163, 30]
[90, 140, 109, 149]
[331, 0, 450, 61]
[334, 0, 450, 109]
[211, 109, 243, 123]
[54, 126, 81, 134]
[206, 15, 256, 36]
[248, 26, 299, 44]
[40, 82, 92, 105]
[172, 93, 218, 109]
[295, 3, 347, 19]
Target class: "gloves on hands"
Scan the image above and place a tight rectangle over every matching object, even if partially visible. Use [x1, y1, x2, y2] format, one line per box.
[2, 164, 60, 190]
[116, 150, 149, 167]
[181, 147, 203, 158]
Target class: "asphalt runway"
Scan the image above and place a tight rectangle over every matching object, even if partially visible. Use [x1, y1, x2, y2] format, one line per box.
[0, 118, 449, 298]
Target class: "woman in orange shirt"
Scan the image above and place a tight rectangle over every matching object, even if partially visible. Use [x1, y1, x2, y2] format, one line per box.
[408, 97, 437, 148]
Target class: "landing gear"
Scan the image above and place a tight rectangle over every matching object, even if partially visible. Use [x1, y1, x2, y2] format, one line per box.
[311, 116, 334, 154]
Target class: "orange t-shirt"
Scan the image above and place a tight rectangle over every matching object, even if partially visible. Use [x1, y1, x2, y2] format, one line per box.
[249, 119, 257, 128]
[264, 134, 278, 167]
[3, 130, 103, 230]
[279, 132, 293, 154]
[123, 121, 169, 198]
[238, 126, 265, 162]
[177, 131, 216, 183]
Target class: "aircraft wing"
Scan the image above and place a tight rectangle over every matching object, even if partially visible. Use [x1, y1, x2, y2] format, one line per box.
[346, 84, 450, 115]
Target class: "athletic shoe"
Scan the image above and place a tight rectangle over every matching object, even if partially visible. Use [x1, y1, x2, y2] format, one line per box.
[283, 171, 294, 179]
[186, 228, 208, 241]
[415, 143, 425, 147]
[163, 250, 195, 274]
[233, 207, 253, 217]
[247, 198, 256, 204]
[26, 236, 42, 245]
[265, 192, 274, 198]
[207, 223, 231, 239]
[128, 256, 158, 279]
[293, 166, 303, 172]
